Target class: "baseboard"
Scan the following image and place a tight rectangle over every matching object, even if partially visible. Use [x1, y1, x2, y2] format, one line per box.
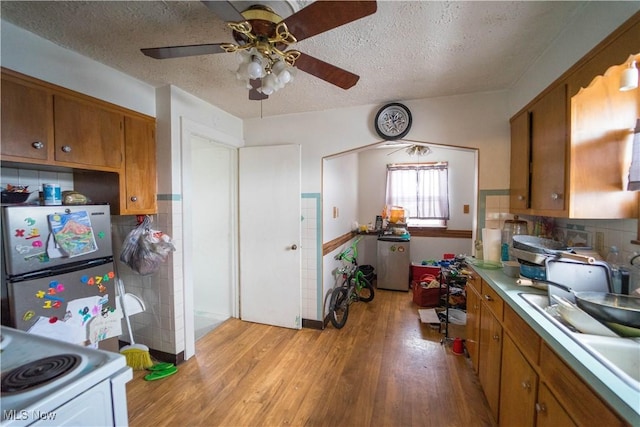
[302, 318, 324, 330]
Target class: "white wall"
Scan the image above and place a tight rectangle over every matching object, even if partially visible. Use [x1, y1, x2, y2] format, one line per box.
[322, 153, 359, 242]
[357, 145, 476, 230]
[0, 21, 155, 116]
[245, 92, 510, 193]
[508, 1, 640, 115]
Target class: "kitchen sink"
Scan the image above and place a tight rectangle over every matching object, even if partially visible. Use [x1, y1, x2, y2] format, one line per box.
[519, 292, 640, 391]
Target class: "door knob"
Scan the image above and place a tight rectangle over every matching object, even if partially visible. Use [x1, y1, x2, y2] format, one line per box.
[291, 244, 298, 250]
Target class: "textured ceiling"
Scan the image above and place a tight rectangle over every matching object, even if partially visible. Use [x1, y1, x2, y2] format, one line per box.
[0, 1, 587, 119]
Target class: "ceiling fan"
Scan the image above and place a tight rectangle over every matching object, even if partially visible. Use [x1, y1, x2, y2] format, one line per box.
[141, 1, 377, 100]
[387, 144, 432, 157]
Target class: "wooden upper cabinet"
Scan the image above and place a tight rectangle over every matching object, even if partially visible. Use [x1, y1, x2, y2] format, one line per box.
[530, 83, 567, 213]
[568, 54, 639, 218]
[509, 83, 568, 216]
[53, 95, 124, 169]
[1, 68, 158, 215]
[509, 12, 640, 219]
[123, 116, 157, 214]
[510, 111, 531, 210]
[1, 76, 53, 161]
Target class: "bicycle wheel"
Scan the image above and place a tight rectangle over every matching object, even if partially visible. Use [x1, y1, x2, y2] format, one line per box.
[329, 286, 350, 329]
[357, 276, 375, 302]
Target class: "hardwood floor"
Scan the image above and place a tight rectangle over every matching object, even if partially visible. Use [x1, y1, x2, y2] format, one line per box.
[126, 289, 496, 427]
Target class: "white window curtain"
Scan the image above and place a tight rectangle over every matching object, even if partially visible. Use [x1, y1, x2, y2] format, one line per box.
[385, 163, 450, 219]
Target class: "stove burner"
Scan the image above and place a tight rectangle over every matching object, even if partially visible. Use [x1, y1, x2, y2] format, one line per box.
[1, 354, 81, 394]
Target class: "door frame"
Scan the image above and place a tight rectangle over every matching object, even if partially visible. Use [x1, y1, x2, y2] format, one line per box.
[180, 117, 242, 360]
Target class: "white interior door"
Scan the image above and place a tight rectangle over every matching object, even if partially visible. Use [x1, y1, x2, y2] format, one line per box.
[239, 144, 301, 329]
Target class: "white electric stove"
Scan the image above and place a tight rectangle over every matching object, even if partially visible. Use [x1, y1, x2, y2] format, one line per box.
[0, 326, 132, 426]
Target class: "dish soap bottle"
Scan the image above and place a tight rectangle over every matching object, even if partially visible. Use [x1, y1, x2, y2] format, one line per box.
[606, 246, 622, 293]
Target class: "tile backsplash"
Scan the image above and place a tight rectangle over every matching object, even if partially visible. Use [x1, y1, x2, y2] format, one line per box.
[1, 167, 74, 203]
[482, 193, 640, 264]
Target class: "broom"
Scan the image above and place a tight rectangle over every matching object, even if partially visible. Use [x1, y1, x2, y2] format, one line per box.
[117, 277, 153, 370]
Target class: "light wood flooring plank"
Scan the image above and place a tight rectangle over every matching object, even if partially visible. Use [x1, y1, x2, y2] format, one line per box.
[126, 289, 496, 427]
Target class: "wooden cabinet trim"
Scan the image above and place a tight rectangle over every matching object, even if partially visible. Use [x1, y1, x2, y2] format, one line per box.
[510, 11, 640, 119]
[1, 68, 154, 121]
[503, 304, 541, 367]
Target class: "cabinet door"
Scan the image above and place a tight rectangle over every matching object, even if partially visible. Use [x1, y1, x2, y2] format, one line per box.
[535, 383, 576, 427]
[465, 283, 481, 373]
[123, 116, 157, 214]
[510, 110, 530, 211]
[478, 305, 502, 421]
[500, 334, 538, 427]
[530, 83, 567, 212]
[53, 95, 124, 169]
[1, 77, 52, 161]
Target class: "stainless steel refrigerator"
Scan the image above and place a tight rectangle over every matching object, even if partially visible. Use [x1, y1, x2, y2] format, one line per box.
[1, 204, 120, 345]
[377, 236, 411, 291]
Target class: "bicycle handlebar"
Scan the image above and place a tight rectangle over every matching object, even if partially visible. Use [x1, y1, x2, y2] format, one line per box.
[334, 236, 363, 263]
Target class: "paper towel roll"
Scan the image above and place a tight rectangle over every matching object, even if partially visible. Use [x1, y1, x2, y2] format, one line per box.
[482, 228, 502, 262]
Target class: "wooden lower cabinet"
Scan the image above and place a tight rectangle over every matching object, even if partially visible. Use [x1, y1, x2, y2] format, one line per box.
[499, 333, 538, 426]
[478, 304, 502, 421]
[468, 266, 629, 427]
[539, 343, 627, 426]
[535, 383, 576, 427]
[465, 282, 481, 373]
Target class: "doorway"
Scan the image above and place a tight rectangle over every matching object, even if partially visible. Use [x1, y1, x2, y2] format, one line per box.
[181, 118, 240, 359]
[190, 135, 234, 340]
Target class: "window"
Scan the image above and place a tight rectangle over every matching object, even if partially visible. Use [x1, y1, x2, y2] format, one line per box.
[385, 162, 449, 227]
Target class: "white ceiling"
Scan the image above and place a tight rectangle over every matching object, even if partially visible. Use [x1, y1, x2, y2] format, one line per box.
[1, 1, 588, 119]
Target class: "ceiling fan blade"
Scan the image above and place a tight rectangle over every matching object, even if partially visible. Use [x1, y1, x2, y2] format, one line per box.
[141, 43, 228, 59]
[295, 53, 359, 90]
[248, 79, 268, 100]
[282, 1, 377, 42]
[200, 1, 245, 22]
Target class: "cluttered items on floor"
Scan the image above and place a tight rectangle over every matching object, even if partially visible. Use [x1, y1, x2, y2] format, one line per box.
[412, 274, 441, 307]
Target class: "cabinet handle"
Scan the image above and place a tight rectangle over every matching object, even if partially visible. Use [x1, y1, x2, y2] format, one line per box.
[61, 145, 72, 153]
[130, 196, 138, 202]
[517, 195, 525, 201]
[492, 334, 500, 341]
[484, 294, 493, 301]
[32, 141, 45, 150]
[521, 381, 531, 390]
[551, 193, 562, 200]
[535, 403, 546, 413]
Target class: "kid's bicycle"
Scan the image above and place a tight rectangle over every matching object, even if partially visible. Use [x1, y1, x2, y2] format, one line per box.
[329, 237, 375, 329]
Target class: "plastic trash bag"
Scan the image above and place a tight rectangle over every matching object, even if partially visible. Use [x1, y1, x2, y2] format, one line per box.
[120, 216, 175, 275]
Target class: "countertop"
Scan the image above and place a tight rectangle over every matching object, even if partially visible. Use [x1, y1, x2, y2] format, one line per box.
[469, 265, 640, 425]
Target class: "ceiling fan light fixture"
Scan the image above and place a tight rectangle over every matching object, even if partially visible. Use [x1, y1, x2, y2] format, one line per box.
[405, 145, 432, 156]
[247, 57, 265, 79]
[620, 60, 638, 92]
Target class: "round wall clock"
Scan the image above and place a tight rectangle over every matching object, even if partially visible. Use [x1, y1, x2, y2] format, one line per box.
[374, 102, 412, 140]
